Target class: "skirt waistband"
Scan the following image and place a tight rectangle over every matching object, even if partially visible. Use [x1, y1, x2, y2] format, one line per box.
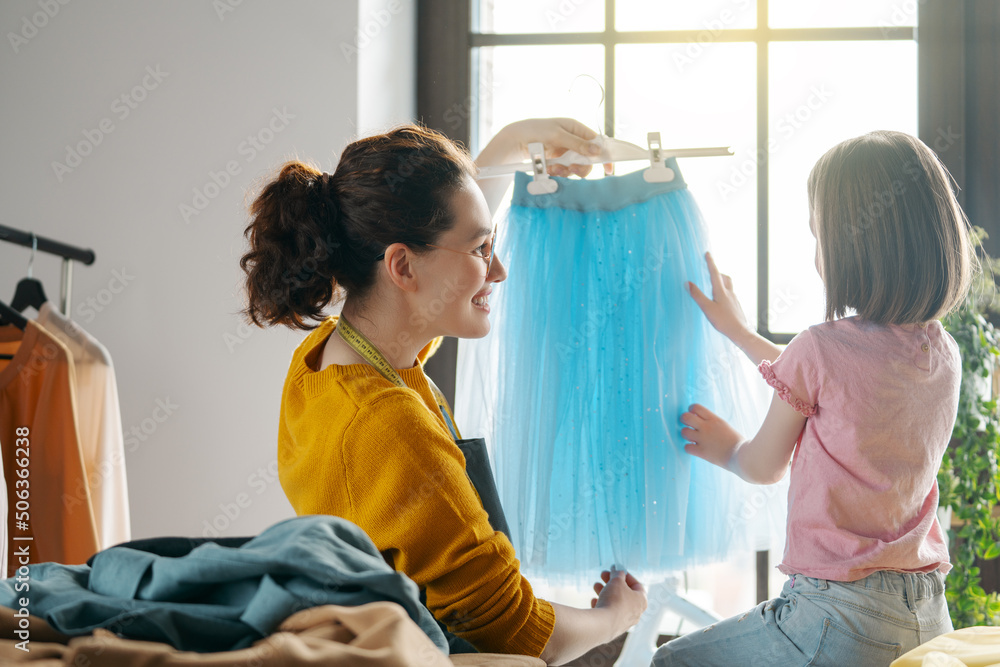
[511, 158, 688, 212]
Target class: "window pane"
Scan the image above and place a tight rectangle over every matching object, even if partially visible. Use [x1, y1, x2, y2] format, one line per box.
[769, 0, 916, 28]
[616, 43, 759, 330]
[768, 40, 917, 333]
[477, 0, 604, 34]
[473, 45, 605, 155]
[616, 0, 757, 31]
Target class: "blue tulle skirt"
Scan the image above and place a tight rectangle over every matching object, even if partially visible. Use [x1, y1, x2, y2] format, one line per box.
[458, 161, 777, 585]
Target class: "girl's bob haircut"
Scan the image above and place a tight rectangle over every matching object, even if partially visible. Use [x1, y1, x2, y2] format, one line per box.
[808, 130, 975, 325]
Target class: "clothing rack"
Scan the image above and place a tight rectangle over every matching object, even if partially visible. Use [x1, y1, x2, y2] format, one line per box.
[0, 224, 96, 318]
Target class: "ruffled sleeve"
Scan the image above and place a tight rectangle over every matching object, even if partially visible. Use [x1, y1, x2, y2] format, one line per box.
[758, 329, 820, 417]
[759, 360, 817, 417]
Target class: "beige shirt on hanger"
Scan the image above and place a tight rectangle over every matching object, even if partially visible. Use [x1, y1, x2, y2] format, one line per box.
[37, 302, 130, 550]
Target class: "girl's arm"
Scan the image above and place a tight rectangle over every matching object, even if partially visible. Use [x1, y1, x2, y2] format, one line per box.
[688, 251, 783, 365]
[680, 392, 807, 484]
[685, 252, 805, 482]
[473, 118, 609, 218]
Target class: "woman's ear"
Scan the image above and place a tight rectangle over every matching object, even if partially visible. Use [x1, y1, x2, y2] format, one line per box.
[382, 243, 419, 293]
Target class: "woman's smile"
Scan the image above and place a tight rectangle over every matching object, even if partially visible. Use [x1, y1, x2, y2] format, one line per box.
[472, 287, 492, 312]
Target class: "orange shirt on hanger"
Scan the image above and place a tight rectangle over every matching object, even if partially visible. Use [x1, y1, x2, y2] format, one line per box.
[0, 320, 99, 578]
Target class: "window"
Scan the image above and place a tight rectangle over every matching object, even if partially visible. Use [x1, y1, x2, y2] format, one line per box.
[471, 0, 917, 340]
[416, 0, 999, 635]
[424, 0, 921, 634]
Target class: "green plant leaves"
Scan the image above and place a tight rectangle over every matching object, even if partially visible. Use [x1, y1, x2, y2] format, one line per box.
[940, 226, 1000, 628]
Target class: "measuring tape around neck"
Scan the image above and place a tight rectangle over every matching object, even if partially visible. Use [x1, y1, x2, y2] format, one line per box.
[335, 314, 462, 440]
[336, 313, 407, 388]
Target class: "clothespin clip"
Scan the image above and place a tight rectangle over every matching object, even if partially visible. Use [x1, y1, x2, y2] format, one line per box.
[644, 132, 676, 183]
[526, 142, 559, 195]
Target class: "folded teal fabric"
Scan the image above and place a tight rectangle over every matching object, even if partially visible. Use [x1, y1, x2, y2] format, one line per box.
[0, 515, 448, 653]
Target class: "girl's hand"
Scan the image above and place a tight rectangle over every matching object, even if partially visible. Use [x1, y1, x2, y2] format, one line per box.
[687, 252, 753, 346]
[589, 568, 647, 634]
[680, 403, 745, 471]
[482, 118, 614, 177]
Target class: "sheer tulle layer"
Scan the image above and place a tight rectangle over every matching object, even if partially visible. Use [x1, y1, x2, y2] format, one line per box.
[486, 165, 773, 584]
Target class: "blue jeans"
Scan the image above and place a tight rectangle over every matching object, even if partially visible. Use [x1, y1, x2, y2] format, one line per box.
[652, 570, 953, 667]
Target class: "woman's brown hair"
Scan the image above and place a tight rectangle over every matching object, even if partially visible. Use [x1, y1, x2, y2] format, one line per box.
[808, 130, 975, 325]
[239, 124, 477, 330]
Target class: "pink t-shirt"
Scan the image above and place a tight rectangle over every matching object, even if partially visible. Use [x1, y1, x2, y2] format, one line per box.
[759, 316, 958, 581]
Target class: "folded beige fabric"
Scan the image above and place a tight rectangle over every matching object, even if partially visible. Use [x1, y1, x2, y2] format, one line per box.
[0, 604, 69, 644]
[0, 602, 545, 666]
[890, 627, 1000, 667]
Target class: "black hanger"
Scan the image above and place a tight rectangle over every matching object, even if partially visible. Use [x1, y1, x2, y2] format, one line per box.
[10, 232, 48, 314]
[0, 299, 26, 359]
[10, 276, 47, 313]
[0, 299, 26, 330]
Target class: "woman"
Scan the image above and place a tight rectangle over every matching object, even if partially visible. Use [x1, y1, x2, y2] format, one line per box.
[239, 118, 647, 663]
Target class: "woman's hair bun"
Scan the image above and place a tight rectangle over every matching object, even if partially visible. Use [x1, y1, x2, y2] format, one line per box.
[239, 124, 477, 331]
[239, 160, 345, 330]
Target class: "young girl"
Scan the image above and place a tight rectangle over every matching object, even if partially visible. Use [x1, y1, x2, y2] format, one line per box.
[651, 130, 974, 666]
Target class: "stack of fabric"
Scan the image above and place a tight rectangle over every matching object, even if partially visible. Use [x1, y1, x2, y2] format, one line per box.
[0, 515, 544, 666]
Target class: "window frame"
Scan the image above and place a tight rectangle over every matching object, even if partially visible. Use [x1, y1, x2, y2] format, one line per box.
[416, 0, 999, 610]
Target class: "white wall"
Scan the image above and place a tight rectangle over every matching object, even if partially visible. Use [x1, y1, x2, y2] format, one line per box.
[358, 0, 416, 136]
[0, 0, 416, 540]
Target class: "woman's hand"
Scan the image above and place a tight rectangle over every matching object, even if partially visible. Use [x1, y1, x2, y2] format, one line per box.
[541, 568, 647, 663]
[505, 118, 614, 177]
[680, 403, 745, 471]
[687, 252, 753, 346]
[475, 117, 613, 177]
[589, 568, 647, 633]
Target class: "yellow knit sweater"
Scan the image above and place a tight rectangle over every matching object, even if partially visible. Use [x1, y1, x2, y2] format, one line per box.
[277, 316, 556, 656]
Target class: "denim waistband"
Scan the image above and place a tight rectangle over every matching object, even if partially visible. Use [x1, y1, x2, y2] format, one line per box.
[511, 157, 688, 212]
[792, 569, 946, 602]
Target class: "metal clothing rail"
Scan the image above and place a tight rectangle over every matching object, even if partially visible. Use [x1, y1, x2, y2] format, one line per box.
[0, 224, 96, 317]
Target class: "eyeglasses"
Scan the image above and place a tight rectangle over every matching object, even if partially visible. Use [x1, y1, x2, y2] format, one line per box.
[426, 225, 498, 274]
[376, 225, 498, 274]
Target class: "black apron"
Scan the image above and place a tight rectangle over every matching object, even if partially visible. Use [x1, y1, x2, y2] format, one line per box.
[421, 436, 510, 654]
[456, 437, 510, 541]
